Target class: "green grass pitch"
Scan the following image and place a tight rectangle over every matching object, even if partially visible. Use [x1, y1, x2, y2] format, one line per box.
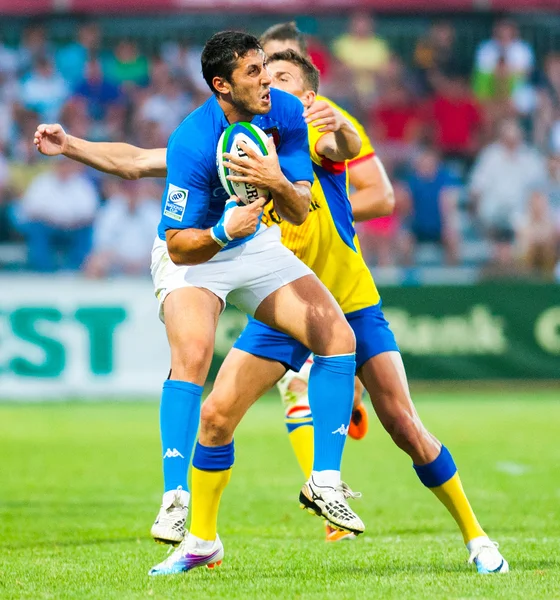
[1, 390, 559, 599]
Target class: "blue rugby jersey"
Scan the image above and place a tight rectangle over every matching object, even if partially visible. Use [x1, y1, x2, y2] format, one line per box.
[158, 88, 314, 249]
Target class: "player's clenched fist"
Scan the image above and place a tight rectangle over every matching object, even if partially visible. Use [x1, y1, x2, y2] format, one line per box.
[226, 196, 267, 239]
[210, 196, 267, 248]
[33, 123, 68, 156]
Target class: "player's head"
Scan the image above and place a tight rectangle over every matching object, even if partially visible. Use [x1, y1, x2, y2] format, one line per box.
[268, 50, 319, 109]
[260, 22, 307, 57]
[201, 31, 272, 116]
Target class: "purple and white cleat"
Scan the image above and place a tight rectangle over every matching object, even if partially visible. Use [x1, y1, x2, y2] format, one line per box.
[148, 535, 224, 576]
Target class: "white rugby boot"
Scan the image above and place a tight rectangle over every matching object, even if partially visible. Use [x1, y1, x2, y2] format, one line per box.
[300, 477, 365, 535]
[467, 536, 509, 574]
[149, 535, 224, 576]
[150, 487, 188, 546]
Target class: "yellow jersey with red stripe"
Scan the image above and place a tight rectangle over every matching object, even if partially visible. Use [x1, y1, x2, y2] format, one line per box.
[262, 97, 380, 313]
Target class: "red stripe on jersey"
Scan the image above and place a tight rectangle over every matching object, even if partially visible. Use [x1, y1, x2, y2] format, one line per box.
[314, 138, 346, 175]
[348, 152, 375, 168]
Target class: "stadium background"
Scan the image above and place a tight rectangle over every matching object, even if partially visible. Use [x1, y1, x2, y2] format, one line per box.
[0, 0, 559, 395]
[0, 2, 559, 599]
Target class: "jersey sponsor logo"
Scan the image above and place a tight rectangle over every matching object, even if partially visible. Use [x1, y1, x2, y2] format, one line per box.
[332, 424, 349, 436]
[163, 448, 185, 458]
[163, 184, 188, 221]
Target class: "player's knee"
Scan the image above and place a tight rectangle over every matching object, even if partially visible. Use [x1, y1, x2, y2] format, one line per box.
[200, 397, 235, 445]
[170, 338, 213, 381]
[325, 318, 356, 356]
[287, 378, 308, 395]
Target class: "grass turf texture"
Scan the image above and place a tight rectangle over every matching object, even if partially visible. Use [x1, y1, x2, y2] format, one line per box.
[1, 391, 559, 599]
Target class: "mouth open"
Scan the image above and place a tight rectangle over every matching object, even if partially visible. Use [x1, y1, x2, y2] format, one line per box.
[261, 91, 271, 104]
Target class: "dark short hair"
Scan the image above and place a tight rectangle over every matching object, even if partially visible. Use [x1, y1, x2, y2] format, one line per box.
[260, 21, 307, 55]
[268, 49, 319, 94]
[201, 31, 263, 95]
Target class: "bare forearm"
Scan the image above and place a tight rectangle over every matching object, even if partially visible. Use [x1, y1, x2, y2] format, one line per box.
[64, 136, 167, 179]
[166, 229, 222, 266]
[349, 157, 395, 222]
[318, 122, 362, 163]
[351, 185, 394, 221]
[332, 122, 362, 161]
[269, 180, 310, 225]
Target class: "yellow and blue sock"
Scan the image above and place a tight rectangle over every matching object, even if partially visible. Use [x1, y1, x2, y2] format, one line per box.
[308, 354, 355, 478]
[189, 441, 234, 541]
[160, 380, 203, 492]
[413, 445, 486, 544]
[285, 408, 314, 479]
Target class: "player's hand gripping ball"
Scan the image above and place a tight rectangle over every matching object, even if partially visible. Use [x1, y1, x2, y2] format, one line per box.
[217, 122, 270, 205]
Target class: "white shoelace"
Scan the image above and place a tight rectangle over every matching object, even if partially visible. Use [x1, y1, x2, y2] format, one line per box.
[338, 482, 362, 500]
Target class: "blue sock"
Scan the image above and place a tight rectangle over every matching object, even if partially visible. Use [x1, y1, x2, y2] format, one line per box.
[192, 441, 235, 471]
[160, 379, 203, 492]
[308, 353, 355, 472]
[413, 445, 457, 488]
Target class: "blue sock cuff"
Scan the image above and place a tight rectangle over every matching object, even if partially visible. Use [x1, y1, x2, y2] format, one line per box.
[313, 354, 356, 372]
[163, 380, 204, 395]
[413, 445, 457, 488]
[192, 441, 234, 471]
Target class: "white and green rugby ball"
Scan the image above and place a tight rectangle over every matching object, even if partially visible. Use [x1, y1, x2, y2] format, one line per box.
[217, 122, 270, 205]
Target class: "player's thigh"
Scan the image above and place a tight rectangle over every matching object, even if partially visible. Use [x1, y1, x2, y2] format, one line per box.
[163, 286, 222, 385]
[199, 349, 287, 444]
[254, 274, 355, 356]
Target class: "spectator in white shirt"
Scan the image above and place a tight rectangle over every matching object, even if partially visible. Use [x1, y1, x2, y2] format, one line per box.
[19, 58, 70, 123]
[139, 75, 192, 137]
[470, 118, 546, 269]
[473, 19, 535, 114]
[19, 159, 99, 271]
[84, 179, 160, 278]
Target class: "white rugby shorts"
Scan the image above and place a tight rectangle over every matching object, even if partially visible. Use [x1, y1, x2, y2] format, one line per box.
[151, 225, 313, 322]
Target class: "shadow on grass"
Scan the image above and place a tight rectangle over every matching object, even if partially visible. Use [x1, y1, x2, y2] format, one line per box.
[1, 536, 146, 550]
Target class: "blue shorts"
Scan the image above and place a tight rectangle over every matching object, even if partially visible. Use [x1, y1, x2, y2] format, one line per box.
[233, 302, 399, 372]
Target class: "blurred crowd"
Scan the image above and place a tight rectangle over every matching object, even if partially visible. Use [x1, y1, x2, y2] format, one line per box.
[0, 16, 559, 280]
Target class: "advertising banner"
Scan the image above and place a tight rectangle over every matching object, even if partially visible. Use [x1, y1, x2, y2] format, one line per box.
[0, 276, 247, 398]
[0, 277, 558, 399]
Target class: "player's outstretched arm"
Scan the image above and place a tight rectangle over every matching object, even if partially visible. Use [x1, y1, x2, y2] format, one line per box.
[224, 137, 310, 225]
[349, 156, 395, 222]
[166, 197, 267, 266]
[306, 101, 362, 162]
[33, 124, 167, 180]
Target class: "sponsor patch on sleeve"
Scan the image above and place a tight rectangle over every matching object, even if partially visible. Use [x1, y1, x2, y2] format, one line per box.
[163, 184, 189, 221]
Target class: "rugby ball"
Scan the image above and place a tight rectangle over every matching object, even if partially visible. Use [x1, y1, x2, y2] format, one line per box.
[217, 122, 270, 205]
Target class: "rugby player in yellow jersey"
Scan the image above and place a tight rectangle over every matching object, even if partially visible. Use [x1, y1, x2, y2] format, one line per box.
[33, 46, 508, 576]
[223, 50, 507, 573]
[260, 25, 506, 568]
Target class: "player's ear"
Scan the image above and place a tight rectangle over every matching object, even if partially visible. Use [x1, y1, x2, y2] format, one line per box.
[302, 90, 316, 109]
[212, 76, 231, 96]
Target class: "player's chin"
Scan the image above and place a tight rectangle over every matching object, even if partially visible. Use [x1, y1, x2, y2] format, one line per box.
[254, 94, 271, 114]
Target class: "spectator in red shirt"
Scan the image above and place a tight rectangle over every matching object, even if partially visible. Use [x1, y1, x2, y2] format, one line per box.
[422, 74, 484, 163]
[369, 81, 422, 167]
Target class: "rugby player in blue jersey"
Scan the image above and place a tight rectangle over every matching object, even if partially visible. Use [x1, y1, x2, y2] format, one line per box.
[36, 30, 365, 571]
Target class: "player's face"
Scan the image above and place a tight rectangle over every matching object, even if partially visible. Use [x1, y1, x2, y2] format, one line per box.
[269, 60, 314, 108]
[229, 49, 272, 115]
[269, 60, 305, 98]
